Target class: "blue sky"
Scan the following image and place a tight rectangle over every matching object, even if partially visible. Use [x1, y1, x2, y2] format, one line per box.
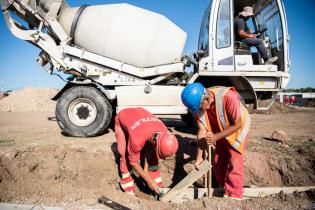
[0, 0, 314, 91]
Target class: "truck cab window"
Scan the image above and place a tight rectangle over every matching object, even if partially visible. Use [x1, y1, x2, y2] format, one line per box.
[216, 0, 231, 49]
[198, 1, 212, 55]
[256, 0, 284, 71]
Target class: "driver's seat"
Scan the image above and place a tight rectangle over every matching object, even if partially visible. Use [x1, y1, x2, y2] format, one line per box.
[234, 41, 251, 55]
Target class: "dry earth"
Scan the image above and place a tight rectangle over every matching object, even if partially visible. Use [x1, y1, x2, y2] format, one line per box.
[0, 87, 314, 209]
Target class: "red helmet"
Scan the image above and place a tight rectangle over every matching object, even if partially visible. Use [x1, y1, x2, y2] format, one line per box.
[156, 131, 178, 159]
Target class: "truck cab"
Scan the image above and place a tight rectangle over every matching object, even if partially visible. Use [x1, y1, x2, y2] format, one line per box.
[194, 0, 290, 109]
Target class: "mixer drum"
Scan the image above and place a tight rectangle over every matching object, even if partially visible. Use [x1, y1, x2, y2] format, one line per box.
[58, 3, 187, 68]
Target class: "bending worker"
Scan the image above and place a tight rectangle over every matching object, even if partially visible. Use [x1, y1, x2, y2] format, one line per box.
[115, 107, 178, 195]
[181, 83, 250, 200]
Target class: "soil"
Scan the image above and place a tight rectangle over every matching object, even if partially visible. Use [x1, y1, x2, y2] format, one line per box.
[305, 99, 315, 107]
[0, 87, 58, 112]
[0, 88, 314, 209]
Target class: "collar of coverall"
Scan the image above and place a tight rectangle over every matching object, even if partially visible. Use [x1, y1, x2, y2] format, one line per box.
[152, 131, 164, 160]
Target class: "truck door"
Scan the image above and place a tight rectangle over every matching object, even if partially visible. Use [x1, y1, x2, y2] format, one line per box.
[198, 0, 233, 72]
[256, 0, 289, 72]
[211, 0, 234, 71]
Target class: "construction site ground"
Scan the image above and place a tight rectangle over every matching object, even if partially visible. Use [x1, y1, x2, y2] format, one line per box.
[0, 87, 314, 210]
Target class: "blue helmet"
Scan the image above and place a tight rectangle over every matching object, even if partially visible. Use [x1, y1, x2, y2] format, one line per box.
[181, 83, 205, 115]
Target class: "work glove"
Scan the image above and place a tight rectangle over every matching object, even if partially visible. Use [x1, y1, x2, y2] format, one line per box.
[119, 172, 136, 193]
[148, 169, 163, 188]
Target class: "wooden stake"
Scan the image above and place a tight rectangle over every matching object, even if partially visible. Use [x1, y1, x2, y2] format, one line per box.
[207, 145, 212, 197]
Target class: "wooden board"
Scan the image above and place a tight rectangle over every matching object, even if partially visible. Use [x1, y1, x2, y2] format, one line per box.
[161, 188, 207, 204]
[211, 186, 315, 198]
[160, 160, 211, 202]
[162, 186, 315, 203]
[243, 186, 315, 198]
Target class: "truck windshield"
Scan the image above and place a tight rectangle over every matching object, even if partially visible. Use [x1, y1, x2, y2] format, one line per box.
[198, 1, 212, 56]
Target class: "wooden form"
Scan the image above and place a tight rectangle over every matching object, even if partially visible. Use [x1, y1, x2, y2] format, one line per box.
[161, 188, 207, 204]
[160, 160, 211, 202]
[243, 186, 315, 198]
[161, 186, 315, 203]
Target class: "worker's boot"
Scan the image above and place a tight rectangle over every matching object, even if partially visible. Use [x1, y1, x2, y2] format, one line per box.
[148, 168, 163, 188]
[120, 172, 136, 194]
[224, 194, 243, 201]
[264, 56, 278, 65]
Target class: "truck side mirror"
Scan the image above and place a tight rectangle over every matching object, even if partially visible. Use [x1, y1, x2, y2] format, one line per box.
[183, 55, 198, 67]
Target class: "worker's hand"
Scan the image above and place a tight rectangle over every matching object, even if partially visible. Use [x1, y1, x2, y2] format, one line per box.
[205, 132, 218, 145]
[193, 159, 203, 171]
[249, 34, 256, 38]
[147, 178, 161, 194]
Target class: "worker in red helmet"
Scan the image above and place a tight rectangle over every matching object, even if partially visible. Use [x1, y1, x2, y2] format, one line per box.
[181, 83, 251, 200]
[114, 107, 178, 195]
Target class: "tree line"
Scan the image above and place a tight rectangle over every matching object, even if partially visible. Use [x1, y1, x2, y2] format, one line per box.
[283, 87, 314, 93]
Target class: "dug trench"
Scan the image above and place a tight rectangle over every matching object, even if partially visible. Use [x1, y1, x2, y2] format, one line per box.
[0, 132, 314, 208]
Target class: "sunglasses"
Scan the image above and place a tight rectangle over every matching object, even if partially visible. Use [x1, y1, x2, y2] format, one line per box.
[200, 91, 210, 106]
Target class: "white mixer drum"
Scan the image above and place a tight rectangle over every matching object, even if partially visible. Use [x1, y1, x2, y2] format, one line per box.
[58, 3, 187, 68]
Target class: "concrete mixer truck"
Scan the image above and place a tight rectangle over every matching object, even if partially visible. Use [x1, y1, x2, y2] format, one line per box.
[1, 0, 290, 137]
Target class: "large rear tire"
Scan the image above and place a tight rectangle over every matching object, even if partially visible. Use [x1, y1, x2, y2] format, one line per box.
[55, 86, 112, 137]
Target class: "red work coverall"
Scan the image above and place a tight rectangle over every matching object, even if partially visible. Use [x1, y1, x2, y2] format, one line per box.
[115, 107, 167, 179]
[206, 89, 248, 198]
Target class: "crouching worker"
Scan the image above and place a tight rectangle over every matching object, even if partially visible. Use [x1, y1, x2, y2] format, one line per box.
[181, 83, 250, 200]
[115, 107, 178, 195]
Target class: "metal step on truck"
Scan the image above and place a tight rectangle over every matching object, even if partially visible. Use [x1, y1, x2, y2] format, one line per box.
[2, 0, 290, 137]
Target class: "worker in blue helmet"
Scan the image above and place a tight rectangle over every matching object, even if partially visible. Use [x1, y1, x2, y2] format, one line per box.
[181, 83, 251, 200]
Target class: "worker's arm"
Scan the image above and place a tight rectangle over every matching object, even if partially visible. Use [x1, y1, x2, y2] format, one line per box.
[131, 162, 160, 194]
[115, 116, 126, 145]
[236, 18, 256, 39]
[143, 158, 149, 174]
[239, 30, 256, 39]
[206, 91, 243, 144]
[195, 119, 208, 167]
[205, 117, 242, 144]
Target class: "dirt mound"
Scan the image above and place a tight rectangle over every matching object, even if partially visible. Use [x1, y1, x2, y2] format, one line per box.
[244, 151, 283, 186]
[0, 87, 58, 112]
[254, 101, 298, 114]
[0, 145, 120, 204]
[245, 137, 315, 188]
[305, 99, 315, 107]
[0, 93, 9, 100]
[0, 145, 178, 209]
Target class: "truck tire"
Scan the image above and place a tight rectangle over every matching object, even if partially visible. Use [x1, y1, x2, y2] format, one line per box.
[55, 86, 112, 137]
